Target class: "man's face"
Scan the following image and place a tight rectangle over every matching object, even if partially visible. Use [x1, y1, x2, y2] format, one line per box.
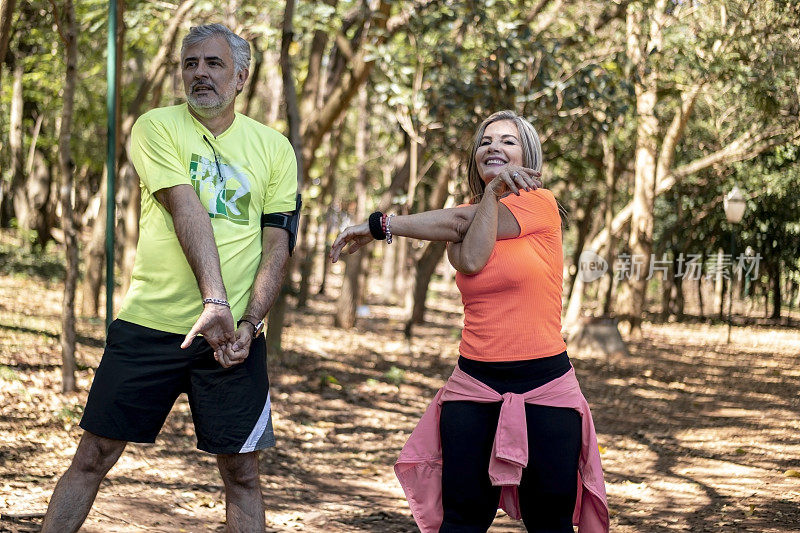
[181, 35, 246, 118]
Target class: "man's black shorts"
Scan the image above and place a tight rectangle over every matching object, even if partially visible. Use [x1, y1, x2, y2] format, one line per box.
[80, 319, 275, 454]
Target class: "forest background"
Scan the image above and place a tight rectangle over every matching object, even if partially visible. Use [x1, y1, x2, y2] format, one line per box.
[1, 0, 799, 531]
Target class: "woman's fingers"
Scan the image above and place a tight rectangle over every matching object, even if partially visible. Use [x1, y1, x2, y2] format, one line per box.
[331, 227, 356, 262]
[331, 225, 373, 263]
[509, 166, 542, 191]
[504, 172, 522, 195]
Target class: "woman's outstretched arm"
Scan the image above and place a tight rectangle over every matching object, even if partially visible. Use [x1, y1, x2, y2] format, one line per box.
[329, 165, 540, 263]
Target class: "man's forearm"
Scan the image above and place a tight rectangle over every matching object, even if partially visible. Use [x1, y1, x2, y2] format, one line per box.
[241, 230, 290, 321]
[156, 185, 227, 300]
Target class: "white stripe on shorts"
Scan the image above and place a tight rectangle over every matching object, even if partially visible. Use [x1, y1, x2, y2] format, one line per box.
[239, 391, 272, 453]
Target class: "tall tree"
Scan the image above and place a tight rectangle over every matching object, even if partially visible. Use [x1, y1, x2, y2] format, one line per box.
[615, 0, 668, 336]
[51, 0, 78, 393]
[0, 0, 15, 81]
[334, 86, 369, 329]
[267, 0, 304, 355]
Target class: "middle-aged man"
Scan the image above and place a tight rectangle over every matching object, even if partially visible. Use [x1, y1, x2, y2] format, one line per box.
[42, 24, 298, 532]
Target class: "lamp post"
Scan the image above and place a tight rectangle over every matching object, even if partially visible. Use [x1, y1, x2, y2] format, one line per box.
[723, 187, 746, 343]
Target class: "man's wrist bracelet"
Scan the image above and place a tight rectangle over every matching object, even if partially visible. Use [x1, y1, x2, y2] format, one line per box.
[202, 297, 230, 308]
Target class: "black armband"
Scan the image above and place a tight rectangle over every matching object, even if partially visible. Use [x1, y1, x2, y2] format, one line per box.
[261, 193, 302, 255]
[368, 211, 386, 240]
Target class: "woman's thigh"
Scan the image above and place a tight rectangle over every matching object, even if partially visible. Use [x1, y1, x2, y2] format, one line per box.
[439, 401, 502, 532]
[518, 404, 582, 533]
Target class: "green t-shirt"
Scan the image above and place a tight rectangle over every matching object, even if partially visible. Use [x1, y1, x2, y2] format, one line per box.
[119, 103, 297, 334]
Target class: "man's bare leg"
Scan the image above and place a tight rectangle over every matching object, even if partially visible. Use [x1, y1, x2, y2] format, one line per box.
[41, 431, 127, 533]
[217, 451, 265, 532]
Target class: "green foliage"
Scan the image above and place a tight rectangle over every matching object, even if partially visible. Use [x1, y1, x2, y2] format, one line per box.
[0, 365, 20, 382]
[56, 403, 84, 425]
[1, 0, 798, 315]
[0, 234, 65, 281]
[319, 372, 343, 390]
[382, 365, 406, 387]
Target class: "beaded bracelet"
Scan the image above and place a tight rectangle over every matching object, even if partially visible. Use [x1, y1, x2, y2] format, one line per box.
[385, 214, 395, 244]
[202, 297, 231, 308]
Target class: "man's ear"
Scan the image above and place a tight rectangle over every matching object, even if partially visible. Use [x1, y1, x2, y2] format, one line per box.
[236, 68, 250, 94]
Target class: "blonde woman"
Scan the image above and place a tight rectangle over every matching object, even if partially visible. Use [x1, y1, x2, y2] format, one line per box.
[332, 110, 608, 532]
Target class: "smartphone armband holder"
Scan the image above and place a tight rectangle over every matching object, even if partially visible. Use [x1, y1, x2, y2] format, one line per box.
[261, 193, 302, 255]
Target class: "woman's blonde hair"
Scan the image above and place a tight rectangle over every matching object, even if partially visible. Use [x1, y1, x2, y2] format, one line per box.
[465, 110, 543, 203]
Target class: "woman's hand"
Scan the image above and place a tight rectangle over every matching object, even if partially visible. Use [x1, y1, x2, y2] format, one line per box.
[330, 222, 374, 263]
[485, 165, 542, 199]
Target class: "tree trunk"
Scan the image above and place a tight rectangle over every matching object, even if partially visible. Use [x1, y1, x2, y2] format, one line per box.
[697, 253, 705, 319]
[264, 49, 282, 125]
[673, 257, 685, 319]
[335, 252, 363, 329]
[24, 148, 54, 247]
[601, 133, 618, 316]
[317, 121, 345, 295]
[0, 0, 15, 82]
[714, 248, 725, 318]
[403, 241, 446, 338]
[335, 86, 368, 329]
[110, 0, 190, 293]
[403, 157, 456, 337]
[267, 0, 304, 355]
[6, 61, 25, 230]
[566, 190, 598, 300]
[619, 0, 667, 337]
[770, 261, 781, 319]
[381, 237, 400, 303]
[296, 202, 320, 308]
[299, 1, 392, 177]
[82, 175, 107, 316]
[299, 0, 338, 121]
[56, 0, 78, 393]
[240, 37, 262, 117]
[118, 163, 140, 295]
[660, 250, 673, 319]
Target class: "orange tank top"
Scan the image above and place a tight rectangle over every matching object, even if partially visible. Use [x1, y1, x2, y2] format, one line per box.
[455, 188, 567, 362]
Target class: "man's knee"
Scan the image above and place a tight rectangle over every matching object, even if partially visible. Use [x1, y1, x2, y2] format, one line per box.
[72, 431, 126, 476]
[217, 452, 260, 490]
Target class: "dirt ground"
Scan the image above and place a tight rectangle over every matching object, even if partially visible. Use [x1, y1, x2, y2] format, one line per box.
[1, 248, 799, 532]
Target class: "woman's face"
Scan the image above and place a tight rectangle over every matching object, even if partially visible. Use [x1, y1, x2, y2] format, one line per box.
[475, 119, 524, 185]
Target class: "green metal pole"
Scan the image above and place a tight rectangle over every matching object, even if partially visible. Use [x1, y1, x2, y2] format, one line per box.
[105, 0, 117, 330]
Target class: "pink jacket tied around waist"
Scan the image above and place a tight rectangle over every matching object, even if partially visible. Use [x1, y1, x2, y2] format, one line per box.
[394, 365, 609, 532]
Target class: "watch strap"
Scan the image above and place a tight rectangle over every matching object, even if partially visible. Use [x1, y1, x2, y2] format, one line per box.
[238, 317, 264, 336]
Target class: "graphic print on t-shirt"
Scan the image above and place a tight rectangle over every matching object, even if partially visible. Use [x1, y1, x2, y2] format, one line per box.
[189, 153, 251, 225]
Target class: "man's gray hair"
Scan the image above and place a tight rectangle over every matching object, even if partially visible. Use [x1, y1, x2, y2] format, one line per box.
[181, 24, 251, 73]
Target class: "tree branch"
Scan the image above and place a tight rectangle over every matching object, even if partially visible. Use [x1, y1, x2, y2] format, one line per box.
[47, 0, 66, 44]
[585, 124, 794, 253]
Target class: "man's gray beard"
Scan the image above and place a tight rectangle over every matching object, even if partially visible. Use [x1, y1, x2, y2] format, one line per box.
[187, 87, 236, 118]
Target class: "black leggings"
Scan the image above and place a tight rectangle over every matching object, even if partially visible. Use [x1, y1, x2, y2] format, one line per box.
[439, 353, 582, 533]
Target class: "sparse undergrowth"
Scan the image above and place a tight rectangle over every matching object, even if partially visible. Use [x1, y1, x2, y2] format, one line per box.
[1, 239, 799, 532]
